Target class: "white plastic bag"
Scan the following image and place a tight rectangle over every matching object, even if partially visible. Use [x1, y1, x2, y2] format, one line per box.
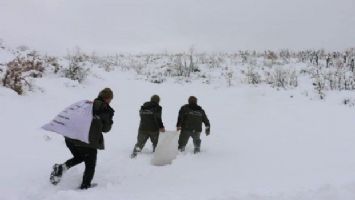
[151, 131, 179, 166]
[42, 100, 93, 143]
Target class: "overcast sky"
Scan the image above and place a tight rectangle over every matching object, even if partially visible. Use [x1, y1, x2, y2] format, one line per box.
[0, 0, 354, 55]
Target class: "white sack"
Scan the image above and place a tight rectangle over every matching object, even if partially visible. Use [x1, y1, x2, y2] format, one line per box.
[151, 131, 179, 166]
[42, 100, 93, 143]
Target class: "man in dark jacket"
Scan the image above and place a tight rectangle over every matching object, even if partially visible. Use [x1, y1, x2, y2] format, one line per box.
[131, 95, 165, 158]
[177, 96, 210, 154]
[50, 88, 114, 189]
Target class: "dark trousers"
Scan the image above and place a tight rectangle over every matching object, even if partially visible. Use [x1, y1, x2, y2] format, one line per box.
[178, 130, 201, 149]
[134, 131, 159, 151]
[65, 139, 97, 186]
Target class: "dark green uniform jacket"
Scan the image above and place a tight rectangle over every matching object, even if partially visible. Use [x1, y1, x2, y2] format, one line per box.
[138, 101, 164, 132]
[176, 104, 210, 132]
[66, 97, 114, 150]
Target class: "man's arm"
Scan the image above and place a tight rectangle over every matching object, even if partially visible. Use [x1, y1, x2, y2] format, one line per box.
[176, 106, 184, 130]
[93, 100, 114, 133]
[100, 108, 114, 133]
[202, 109, 210, 127]
[202, 109, 210, 135]
[156, 106, 165, 129]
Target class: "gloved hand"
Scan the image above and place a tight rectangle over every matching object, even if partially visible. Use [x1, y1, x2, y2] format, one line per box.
[205, 127, 210, 136]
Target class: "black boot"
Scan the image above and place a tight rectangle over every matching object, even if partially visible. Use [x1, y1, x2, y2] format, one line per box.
[50, 164, 67, 185]
[130, 146, 141, 158]
[130, 151, 137, 158]
[80, 183, 98, 190]
[178, 146, 185, 152]
[193, 139, 201, 154]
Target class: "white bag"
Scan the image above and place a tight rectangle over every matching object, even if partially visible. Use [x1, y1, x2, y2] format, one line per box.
[151, 131, 179, 166]
[42, 100, 93, 143]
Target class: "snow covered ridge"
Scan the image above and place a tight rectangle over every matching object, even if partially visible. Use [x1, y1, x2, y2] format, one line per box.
[1, 40, 355, 98]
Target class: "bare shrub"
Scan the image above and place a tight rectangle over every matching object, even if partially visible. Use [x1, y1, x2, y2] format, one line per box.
[2, 52, 44, 94]
[44, 56, 61, 74]
[223, 67, 234, 87]
[64, 49, 89, 83]
[264, 50, 278, 66]
[267, 68, 298, 88]
[245, 66, 261, 85]
[312, 69, 326, 99]
[343, 97, 355, 107]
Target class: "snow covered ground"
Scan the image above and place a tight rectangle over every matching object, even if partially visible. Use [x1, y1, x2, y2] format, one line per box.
[1, 68, 355, 200]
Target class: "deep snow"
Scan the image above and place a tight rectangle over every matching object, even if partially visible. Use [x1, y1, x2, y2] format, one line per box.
[1, 69, 355, 200]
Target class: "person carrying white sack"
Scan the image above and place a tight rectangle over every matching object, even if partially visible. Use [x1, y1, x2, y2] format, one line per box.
[48, 88, 114, 189]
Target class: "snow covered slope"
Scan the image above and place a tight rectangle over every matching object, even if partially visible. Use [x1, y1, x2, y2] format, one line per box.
[1, 69, 355, 200]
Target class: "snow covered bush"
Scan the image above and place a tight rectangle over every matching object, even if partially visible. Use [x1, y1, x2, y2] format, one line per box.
[1, 52, 44, 94]
[64, 58, 89, 83]
[126, 57, 147, 75]
[244, 66, 261, 85]
[312, 69, 326, 99]
[310, 66, 355, 91]
[89, 54, 117, 72]
[342, 97, 355, 107]
[204, 54, 224, 68]
[263, 50, 278, 67]
[146, 73, 166, 84]
[267, 68, 298, 88]
[279, 49, 291, 64]
[222, 67, 234, 87]
[2, 40, 355, 98]
[64, 49, 90, 83]
[44, 56, 61, 74]
[171, 53, 198, 77]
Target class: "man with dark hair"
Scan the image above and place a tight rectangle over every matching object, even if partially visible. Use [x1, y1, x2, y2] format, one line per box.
[177, 96, 210, 154]
[50, 88, 115, 189]
[131, 95, 165, 158]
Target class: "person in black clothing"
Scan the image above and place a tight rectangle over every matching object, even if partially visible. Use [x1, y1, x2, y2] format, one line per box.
[176, 96, 210, 154]
[131, 95, 165, 158]
[50, 88, 114, 189]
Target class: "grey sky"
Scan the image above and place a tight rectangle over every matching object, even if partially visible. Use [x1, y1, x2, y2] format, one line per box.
[0, 0, 354, 55]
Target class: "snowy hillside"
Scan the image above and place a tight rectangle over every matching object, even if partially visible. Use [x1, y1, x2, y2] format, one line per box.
[1, 40, 355, 99]
[2, 67, 355, 200]
[1, 39, 355, 200]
